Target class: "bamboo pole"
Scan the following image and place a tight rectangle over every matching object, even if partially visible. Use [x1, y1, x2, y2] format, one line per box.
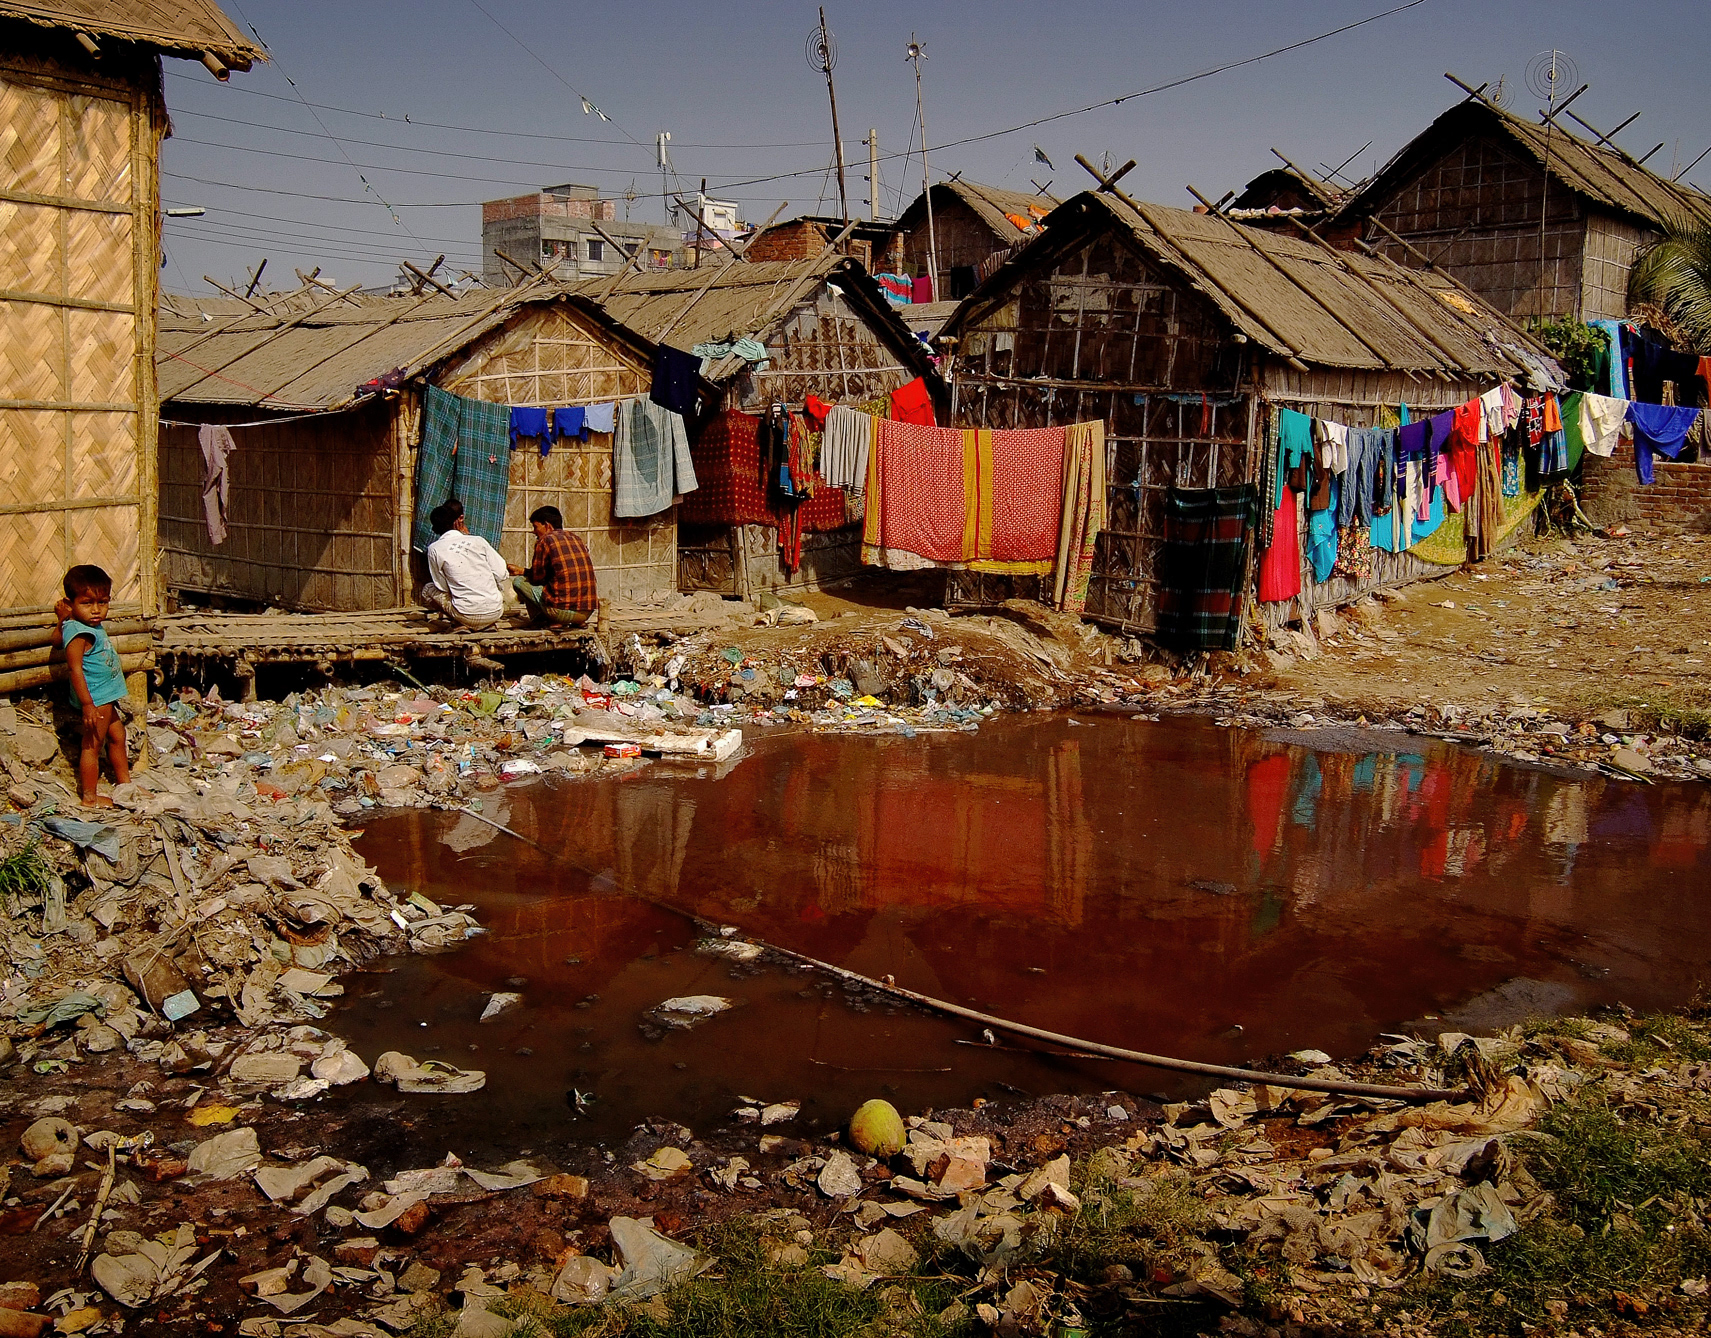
[0, 618, 150, 653]
[0, 633, 152, 673]
[0, 651, 153, 695]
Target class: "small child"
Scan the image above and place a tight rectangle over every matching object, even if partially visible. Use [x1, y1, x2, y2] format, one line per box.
[55, 564, 130, 807]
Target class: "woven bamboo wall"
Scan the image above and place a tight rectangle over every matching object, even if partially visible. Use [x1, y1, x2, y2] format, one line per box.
[1366, 131, 1588, 320]
[1581, 214, 1652, 322]
[736, 288, 917, 411]
[949, 230, 1249, 628]
[0, 41, 160, 617]
[157, 399, 399, 610]
[435, 304, 668, 599]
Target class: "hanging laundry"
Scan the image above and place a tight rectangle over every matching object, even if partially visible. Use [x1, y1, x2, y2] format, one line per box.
[679, 411, 846, 532]
[820, 404, 872, 490]
[584, 402, 617, 434]
[1590, 320, 1627, 397]
[911, 272, 934, 303]
[888, 376, 936, 427]
[1630, 332, 1700, 405]
[649, 345, 701, 417]
[1627, 402, 1702, 484]
[1466, 440, 1503, 563]
[1306, 478, 1339, 582]
[1330, 520, 1373, 583]
[552, 406, 587, 445]
[690, 337, 769, 373]
[1313, 419, 1348, 473]
[1560, 391, 1589, 471]
[614, 397, 698, 517]
[873, 273, 913, 306]
[861, 420, 1072, 572]
[1538, 394, 1569, 476]
[1500, 439, 1521, 497]
[1276, 409, 1314, 510]
[1053, 421, 1106, 615]
[1257, 486, 1301, 603]
[412, 385, 511, 552]
[1337, 427, 1381, 526]
[1155, 484, 1257, 652]
[508, 405, 551, 448]
[802, 395, 833, 430]
[949, 265, 977, 299]
[198, 424, 238, 546]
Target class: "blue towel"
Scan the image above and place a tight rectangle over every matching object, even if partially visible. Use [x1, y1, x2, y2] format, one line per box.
[1591, 319, 1627, 397]
[509, 406, 551, 448]
[1306, 478, 1339, 581]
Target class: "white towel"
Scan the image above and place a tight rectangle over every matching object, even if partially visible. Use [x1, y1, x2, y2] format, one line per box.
[1579, 393, 1629, 457]
[821, 405, 871, 490]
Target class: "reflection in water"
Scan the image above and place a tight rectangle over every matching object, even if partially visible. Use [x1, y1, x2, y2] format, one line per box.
[340, 716, 1711, 1156]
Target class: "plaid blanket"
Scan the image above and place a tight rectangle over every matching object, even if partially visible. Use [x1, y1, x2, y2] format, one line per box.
[1155, 484, 1257, 651]
[614, 398, 698, 518]
[861, 420, 1067, 573]
[412, 384, 512, 552]
[678, 411, 849, 532]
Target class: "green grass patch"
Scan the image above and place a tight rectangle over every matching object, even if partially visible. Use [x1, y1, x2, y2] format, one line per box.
[1601, 1012, 1711, 1066]
[0, 839, 53, 915]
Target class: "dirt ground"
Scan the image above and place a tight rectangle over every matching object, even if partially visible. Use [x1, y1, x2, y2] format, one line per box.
[1264, 530, 1711, 736]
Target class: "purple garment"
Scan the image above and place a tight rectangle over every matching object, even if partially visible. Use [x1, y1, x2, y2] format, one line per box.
[1627, 402, 1701, 485]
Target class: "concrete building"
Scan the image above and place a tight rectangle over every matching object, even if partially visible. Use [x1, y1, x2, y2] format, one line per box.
[481, 183, 681, 285]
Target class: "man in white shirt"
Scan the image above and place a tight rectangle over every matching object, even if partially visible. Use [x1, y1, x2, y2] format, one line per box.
[421, 499, 508, 630]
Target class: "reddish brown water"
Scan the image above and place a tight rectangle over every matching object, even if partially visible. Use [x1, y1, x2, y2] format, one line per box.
[333, 714, 1711, 1155]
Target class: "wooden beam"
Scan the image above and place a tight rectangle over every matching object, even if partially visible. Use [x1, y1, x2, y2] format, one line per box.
[402, 260, 457, 298]
[700, 221, 857, 381]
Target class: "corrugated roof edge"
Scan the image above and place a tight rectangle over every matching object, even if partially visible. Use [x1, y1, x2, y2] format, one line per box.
[0, 2, 263, 67]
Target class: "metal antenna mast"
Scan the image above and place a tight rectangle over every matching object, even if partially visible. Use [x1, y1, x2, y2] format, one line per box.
[907, 33, 938, 297]
[808, 9, 848, 224]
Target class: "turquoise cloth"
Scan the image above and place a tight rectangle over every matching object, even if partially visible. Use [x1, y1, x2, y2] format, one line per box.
[692, 338, 769, 374]
[1591, 319, 1627, 397]
[1306, 478, 1339, 581]
[1275, 409, 1314, 511]
[61, 618, 126, 708]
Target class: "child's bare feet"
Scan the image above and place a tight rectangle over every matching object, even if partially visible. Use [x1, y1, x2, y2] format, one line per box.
[80, 793, 114, 808]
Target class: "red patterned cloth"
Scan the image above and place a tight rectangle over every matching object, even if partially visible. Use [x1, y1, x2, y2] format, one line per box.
[862, 419, 1067, 572]
[679, 411, 849, 532]
[889, 377, 936, 426]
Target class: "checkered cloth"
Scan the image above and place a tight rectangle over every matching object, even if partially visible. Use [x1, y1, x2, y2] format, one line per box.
[1155, 484, 1258, 651]
[412, 385, 512, 551]
[525, 527, 598, 612]
[678, 411, 849, 532]
[614, 397, 698, 518]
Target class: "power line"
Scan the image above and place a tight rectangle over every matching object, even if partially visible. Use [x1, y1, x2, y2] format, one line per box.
[161, 70, 829, 149]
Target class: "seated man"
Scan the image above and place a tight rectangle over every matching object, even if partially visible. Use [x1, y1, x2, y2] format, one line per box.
[421, 499, 508, 630]
[509, 505, 598, 627]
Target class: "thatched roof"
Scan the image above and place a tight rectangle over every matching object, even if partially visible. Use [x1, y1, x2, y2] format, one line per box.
[159, 255, 937, 411]
[0, 0, 261, 67]
[158, 277, 649, 411]
[568, 254, 938, 381]
[896, 180, 1058, 245]
[1340, 98, 1711, 233]
[1230, 166, 1348, 216]
[942, 190, 1556, 379]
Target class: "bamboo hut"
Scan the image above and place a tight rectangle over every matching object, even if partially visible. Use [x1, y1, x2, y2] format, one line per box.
[891, 180, 1059, 301]
[0, 0, 257, 697]
[156, 276, 670, 618]
[1335, 90, 1711, 321]
[938, 187, 1557, 635]
[575, 254, 941, 597]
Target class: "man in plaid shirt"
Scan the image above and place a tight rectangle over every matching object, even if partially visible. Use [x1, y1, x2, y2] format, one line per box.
[509, 506, 598, 627]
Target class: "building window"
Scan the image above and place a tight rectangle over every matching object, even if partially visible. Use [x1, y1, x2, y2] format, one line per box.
[650, 249, 670, 268]
[586, 238, 604, 262]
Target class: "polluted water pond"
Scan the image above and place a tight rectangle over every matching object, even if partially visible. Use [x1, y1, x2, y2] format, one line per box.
[327, 713, 1711, 1161]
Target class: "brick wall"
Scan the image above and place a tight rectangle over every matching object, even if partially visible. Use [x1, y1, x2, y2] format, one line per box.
[1581, 439, 1711, 532]
[745, 220, 825, 262]
[482, 194, 543, 225]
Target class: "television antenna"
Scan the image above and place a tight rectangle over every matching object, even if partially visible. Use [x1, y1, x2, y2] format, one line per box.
[807, 9, 849, 223]
[1526, 50, 1578, 109]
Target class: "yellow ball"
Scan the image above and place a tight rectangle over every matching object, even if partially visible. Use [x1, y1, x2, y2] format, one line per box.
[849, 1098, 906, 1156]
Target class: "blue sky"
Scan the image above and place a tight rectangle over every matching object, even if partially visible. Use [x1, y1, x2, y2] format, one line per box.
[159, 0, 1711, 293]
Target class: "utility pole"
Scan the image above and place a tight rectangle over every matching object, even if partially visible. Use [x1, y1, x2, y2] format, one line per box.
[907, 35, 938, 297]
[866, 129, 879, 221]
[809, 8, 848, 224]
[656, 132, 672, 227]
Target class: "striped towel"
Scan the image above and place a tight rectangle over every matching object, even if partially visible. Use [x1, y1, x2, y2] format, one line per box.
[1155, 484, 1257, 651]
[412, 385, 512, 552]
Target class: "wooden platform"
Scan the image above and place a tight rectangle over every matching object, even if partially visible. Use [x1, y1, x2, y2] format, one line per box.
[158, 606, 598, 683]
